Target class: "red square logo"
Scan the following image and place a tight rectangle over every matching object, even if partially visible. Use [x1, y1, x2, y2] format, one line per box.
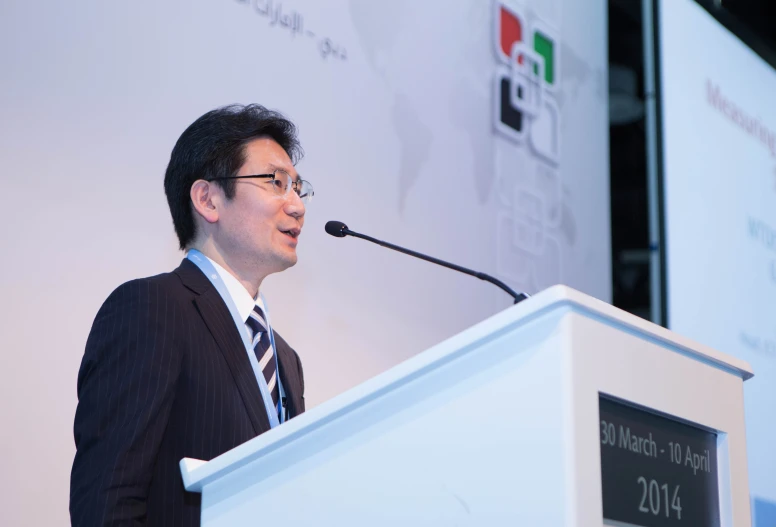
[499, 5, 523, 62]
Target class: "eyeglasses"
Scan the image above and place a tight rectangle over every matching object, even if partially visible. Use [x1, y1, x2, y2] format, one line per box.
[208, 169, 314, 204]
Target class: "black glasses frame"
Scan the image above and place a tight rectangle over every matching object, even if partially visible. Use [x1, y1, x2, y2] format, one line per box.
[207, 171, 313, 199]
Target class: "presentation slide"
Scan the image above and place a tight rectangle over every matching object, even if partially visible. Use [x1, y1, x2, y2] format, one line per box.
[0, 0, 608, 523]
[659, 0, 776, 520]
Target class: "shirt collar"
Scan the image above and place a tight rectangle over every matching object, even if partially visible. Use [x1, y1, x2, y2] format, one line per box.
[202, 255, 261, 323]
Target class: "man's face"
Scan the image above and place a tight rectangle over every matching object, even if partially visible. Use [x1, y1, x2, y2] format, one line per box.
[215, 137, 305, 276]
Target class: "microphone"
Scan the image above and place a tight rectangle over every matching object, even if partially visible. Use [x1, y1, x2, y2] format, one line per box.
[324, 220, 529, 304]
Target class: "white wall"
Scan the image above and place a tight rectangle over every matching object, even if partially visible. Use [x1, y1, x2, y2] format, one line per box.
[0, 0, 609, 524]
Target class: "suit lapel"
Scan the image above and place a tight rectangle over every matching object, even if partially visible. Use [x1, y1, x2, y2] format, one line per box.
[175, 260, 271, 435]
[274, 333, 303, 418]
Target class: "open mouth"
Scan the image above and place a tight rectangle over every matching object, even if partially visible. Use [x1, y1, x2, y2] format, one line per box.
[280, 228, 300, 239]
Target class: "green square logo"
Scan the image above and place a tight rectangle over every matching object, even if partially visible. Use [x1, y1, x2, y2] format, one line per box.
[533, 30, 554, 85]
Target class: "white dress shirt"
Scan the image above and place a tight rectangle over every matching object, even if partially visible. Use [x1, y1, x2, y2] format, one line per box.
[200, 254, 286, 422]
[202, 255, 267, 335]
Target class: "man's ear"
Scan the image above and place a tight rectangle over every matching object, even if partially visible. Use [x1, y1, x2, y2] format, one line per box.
[190, 180, 220, 224]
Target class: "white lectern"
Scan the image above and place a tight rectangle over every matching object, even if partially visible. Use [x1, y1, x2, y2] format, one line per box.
[180, 286, 753, 526]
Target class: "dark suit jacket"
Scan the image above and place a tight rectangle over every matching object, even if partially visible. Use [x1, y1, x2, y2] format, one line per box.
[70, 259, 305, 526]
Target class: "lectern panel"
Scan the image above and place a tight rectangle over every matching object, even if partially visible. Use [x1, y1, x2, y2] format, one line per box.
[599, 395, 721, 527]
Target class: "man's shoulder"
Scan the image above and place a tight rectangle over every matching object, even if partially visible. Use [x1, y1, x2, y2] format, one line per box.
[99, 260, 204, 312]
[84, 263, 201, 362]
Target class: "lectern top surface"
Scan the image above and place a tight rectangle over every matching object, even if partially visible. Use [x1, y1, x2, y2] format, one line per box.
[180, 285, 752, 492]
[541, 285, 752, 380]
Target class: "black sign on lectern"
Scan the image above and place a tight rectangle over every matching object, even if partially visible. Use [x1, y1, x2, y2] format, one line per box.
[599, 395, 720, 527]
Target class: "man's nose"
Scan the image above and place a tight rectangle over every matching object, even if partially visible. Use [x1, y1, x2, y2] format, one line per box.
[284, 191, 306, 218]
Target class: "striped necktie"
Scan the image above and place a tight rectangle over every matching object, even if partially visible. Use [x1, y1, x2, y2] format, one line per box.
[245, 306, 279, 415]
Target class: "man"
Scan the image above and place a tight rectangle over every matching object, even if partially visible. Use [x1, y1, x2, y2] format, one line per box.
[70, 104, 312, 526]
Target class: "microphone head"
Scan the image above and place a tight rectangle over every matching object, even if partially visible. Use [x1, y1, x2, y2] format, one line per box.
[325, 220, 349, 238]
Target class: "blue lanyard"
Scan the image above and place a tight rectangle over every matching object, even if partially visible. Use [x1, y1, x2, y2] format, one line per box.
[257, 292, 286, 423]
[186, 250, 284, 428]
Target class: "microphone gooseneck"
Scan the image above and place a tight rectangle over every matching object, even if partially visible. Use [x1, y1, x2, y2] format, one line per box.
[324, 220, 529, 305]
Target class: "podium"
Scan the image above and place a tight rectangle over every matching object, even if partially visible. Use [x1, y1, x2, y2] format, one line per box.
[180, 286, 753, 526]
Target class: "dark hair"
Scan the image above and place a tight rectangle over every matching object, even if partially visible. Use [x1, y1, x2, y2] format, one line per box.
[164, 104, 303, 249]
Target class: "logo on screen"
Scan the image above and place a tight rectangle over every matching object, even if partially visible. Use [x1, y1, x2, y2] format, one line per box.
[493, 1, 560, 165]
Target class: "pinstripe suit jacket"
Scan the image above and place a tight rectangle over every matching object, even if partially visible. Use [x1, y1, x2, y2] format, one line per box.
[70, 259, 305, 526]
